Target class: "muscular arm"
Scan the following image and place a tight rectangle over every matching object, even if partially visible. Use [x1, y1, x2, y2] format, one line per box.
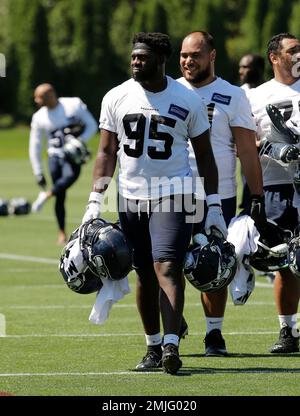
[190, 128, 219, 196]
[92, 129, 118, 193]
[233, 126, 263, 196]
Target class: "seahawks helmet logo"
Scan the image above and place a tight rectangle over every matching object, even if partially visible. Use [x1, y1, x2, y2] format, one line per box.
[92, 255, 111, 279]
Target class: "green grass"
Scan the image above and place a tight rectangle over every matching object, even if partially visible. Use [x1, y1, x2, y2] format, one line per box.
[0, 127, 300, 397]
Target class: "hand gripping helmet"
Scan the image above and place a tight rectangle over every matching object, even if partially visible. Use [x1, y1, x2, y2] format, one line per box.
[63, 136, 91, 166]
[288, 227, 300, 278]
[184, 228, 237, 293]
[79, 218, 132, 281]
[249, 219, 292, 272]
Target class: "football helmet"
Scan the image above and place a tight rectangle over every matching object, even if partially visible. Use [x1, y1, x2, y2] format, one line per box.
[59, 226, 103, 294]
[10, 198, 31, 215]
[63, 136, 91, 166]
[249, 219, 292, 272]
[288, 227, 300, 278]
[80, 218, 132, 281]
[184, 228, 237, 293]
[0, 199, 9, 216]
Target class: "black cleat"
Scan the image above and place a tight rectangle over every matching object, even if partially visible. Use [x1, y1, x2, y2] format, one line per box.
[179, 316, 189, 340]
[135, 350, 162, 370]
[162, 343, 182, 374]
[204, 329, 228, 357]
[270, 326, 300, 353]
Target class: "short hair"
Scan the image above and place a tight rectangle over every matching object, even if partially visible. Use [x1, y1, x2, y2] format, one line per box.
[132, 32, 172, 59]
[183, 31, 215, 51]
[267, 32, 297, 65]
[250, 54, 265, 72]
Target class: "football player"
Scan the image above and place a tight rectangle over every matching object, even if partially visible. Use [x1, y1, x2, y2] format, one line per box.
[178, 31, 265, 356]
[247, 33, 300, 353]
[29, 83, 97, 245]
[239, 54, 265, 91]
[81, 32, 226, 374]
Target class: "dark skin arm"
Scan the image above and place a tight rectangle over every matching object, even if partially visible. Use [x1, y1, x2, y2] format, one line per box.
[232, 126, 263, 196]
[92, 129, 118, 193]
[190, 128, 219, 196]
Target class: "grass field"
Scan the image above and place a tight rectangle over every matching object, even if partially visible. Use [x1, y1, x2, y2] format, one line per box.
[0, 126, 300, 397]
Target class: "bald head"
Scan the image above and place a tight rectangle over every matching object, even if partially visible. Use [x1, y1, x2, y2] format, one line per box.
[180, 31, 216, 87]
[34, 83, 58, 109]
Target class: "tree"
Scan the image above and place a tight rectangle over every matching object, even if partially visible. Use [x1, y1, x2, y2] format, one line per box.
[289, 0, 300, 39]
[9, 0, 52, 119]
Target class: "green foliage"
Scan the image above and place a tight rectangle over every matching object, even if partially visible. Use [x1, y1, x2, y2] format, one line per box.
[289, 0, 300, 39]
[109, 0, 136, 72]
[0, 0, 300, 119]
[8, 0, 52, 120]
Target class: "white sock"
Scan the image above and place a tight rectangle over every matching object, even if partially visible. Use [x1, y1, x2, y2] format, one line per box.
[278, 314, 298, 329]
[163, 334, 179, 347]
[145, 332, 161, 346]
[206, 317, 224, 334]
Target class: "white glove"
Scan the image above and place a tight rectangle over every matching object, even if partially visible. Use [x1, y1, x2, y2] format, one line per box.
[81, 192, 104, 224]
[204, 194, 228, 238]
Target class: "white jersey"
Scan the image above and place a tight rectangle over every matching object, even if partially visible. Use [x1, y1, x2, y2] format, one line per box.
[29, 97, 98, 176]
[248, 78, 300, 186]
[99, 76, 210, 199]
[177, 76, 256, 199]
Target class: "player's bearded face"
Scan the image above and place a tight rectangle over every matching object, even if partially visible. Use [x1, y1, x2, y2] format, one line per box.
[180, 57, 211, 84]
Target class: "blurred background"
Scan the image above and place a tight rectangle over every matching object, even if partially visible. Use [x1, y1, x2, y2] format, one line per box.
[1, 0, 300, 125]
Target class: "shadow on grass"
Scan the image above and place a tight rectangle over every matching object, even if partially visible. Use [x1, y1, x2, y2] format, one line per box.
[181, 352, 300, 358]
[178, 366, 300, 376]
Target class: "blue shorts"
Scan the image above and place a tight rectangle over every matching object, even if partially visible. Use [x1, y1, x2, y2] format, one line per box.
[118, 194, 194, 269]
[264, 184, 298, 232]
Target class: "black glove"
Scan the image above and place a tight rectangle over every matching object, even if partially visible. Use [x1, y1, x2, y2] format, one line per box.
[36, 174, 47, 189]
[248, 194, 267, 232]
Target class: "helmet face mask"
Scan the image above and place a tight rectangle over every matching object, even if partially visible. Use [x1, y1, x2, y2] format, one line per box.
[59, 232, 103, 294]
[63, 136, 91, 166]
[288, 228, 300, 279]
[184, 231, 237, 293]
[250, 219, 292, 272]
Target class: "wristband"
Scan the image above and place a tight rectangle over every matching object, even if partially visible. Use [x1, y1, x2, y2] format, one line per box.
[88, 192, 104, 204]
[206, 193, 221, 207]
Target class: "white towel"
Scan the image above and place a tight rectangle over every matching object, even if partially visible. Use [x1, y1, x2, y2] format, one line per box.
[89, 277, 131, 325]
[227, 215, 260, 305]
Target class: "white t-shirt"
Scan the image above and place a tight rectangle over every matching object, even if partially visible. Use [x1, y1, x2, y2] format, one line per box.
[248, 78, 300, 186]
[29, 97, 98, 175]
[177, 76, 256, 199]
[99, 76, 210, 200]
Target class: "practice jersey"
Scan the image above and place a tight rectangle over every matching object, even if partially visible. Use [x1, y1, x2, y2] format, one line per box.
[29, 97, 98, 176]
[99, 76, 210, 200]
[177, 76, 256, 199]
[248, 78, 300, 186]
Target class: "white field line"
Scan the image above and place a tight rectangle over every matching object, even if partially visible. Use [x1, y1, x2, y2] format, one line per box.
[0, 301, 274, 310]
[1, 330, 279, 339]
[1, 368, 300, 377]
[0, 253, 57, 264]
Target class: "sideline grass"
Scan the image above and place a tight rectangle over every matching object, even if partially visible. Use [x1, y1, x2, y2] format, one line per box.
[0, 127, 300, 396]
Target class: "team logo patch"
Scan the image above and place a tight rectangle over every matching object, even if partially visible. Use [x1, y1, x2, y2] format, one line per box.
[168, 104, 189, 121]
[211, 93, 231, 105]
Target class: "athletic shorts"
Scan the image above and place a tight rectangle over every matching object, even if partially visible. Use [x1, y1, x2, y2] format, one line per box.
[192, 196, 237, 235]
[118, 194, 194, 269]
[264, 184, 299, 232]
